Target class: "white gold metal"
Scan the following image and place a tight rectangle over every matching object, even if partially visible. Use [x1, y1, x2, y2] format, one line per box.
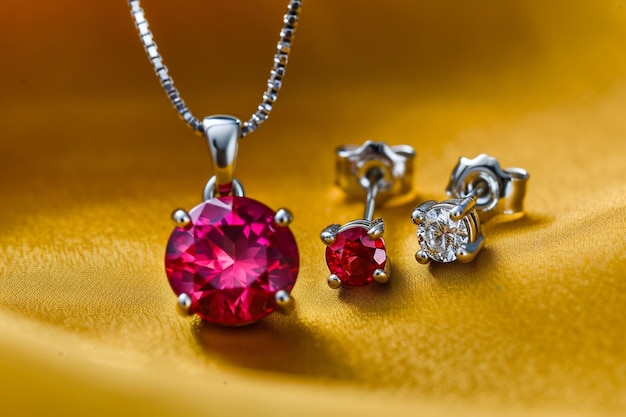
[177, 293, 193, 315]
[372, 268, 389, 284]
[320, 224, 341, 246]
[336, 141, 416, 203]
[367, 218, 385, 240]
[328, 274, 342, 289]
[450, 196, 477, 221]
[322, 219, 386, 242]
[415, 250, 430, 264]
[274, 208, 294, 227]
[171, 209, 191, 228]
[411, 200, 437, 225]
[363, 176, 379, 221]
[412, 199, 483, 264]
[203, 116, 241, 195]
[128, 0, 302, 137]
[446, 154, 530, 222]
[275, 290, 295, 315]
[333, 140, 416, 222]
[455, 234, 486, 263]
[203, 177, 245, 201]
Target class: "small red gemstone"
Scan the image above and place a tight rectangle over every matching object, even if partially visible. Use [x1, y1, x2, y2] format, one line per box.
[325, 226, 386, 287]
[165, 196, 299, 326]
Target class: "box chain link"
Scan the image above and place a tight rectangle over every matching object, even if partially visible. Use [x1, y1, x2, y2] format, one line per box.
[128, 0, 302, 137]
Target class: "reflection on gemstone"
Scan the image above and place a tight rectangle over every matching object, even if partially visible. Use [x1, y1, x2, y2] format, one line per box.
[325, 225, 386, 287]
[165, 196, 299, 326]
[417, 205, 469, 263]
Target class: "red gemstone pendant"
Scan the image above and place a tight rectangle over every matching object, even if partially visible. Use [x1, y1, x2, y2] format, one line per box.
[164, 115, 299, 326]
[165, 196, 299, 326]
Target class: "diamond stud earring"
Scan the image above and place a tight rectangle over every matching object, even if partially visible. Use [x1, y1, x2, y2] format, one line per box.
[411, 154, 529, 264]
[321, 141, 416, 288]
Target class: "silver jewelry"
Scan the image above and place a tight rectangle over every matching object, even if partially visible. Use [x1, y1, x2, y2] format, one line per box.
[412, 154, 529, 264]
[128, 0, 301, 136]
[321, 141, 415, 288]
[127, 1, 303, 326]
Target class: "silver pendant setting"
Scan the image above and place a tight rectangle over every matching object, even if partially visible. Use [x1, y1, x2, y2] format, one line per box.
[164, 116, 299, 326]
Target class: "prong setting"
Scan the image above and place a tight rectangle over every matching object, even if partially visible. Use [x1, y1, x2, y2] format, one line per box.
[273, 208, 293, 227]
[177, 293, 193, 316]
[275, 289, 295, 315]
[384, 258, 391, 277]
[450, 196, 476, 221]
[411, 200, 437, 225]
[415, 250, 430, 264]
[367, 218, 385, 240]
[172, 209, 191, 228]
[323, 221, 388, 287]
[320, 224, 340, 245]
[411, 209, 423, 225]
[413, 199, 484, 264]
[372, 268, 389, 284]
[328, 274, 342, 289]
[456, 234, 486, 263]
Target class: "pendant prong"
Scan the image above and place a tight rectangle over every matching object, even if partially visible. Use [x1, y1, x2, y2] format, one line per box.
[415, 250, 430, 265]
[273, 208, 294, 227]
[367, 218, 385, 240]
[320, 224, 341, 246]
[275, 290, 295, 315]
[177, 293, 193, 316]
[411, 200, 437, 225]
[456, 234, 486, 263]
[450, 196, 477, 221]
[172, 209, 191, 228]
[328, 274, 342, 289]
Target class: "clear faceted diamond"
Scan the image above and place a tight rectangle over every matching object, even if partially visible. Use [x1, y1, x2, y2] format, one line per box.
[417, 205, 469, 263]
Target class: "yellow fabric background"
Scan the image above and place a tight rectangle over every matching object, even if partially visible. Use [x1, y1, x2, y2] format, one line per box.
[1, 1, 626, 416]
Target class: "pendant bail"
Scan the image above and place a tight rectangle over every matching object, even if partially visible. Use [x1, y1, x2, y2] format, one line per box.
[203, 115, 242, 196]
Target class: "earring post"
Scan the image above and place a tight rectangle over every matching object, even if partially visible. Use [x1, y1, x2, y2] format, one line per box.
[363, 168, 382, 221]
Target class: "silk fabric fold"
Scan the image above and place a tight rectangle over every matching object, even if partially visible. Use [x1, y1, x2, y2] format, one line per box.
[1, 1, 625, 416]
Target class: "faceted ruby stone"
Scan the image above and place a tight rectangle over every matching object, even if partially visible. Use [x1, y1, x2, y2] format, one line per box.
[325, 226, 386, 287]
[165, 196, 299, 326]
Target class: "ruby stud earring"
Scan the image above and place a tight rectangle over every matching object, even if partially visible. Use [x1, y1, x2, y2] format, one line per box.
[321, 141, 415, 288]
[411, 154, 529, 264]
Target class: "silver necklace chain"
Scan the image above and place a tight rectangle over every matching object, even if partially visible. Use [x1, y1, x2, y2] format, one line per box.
[128, 0, 302, 137]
